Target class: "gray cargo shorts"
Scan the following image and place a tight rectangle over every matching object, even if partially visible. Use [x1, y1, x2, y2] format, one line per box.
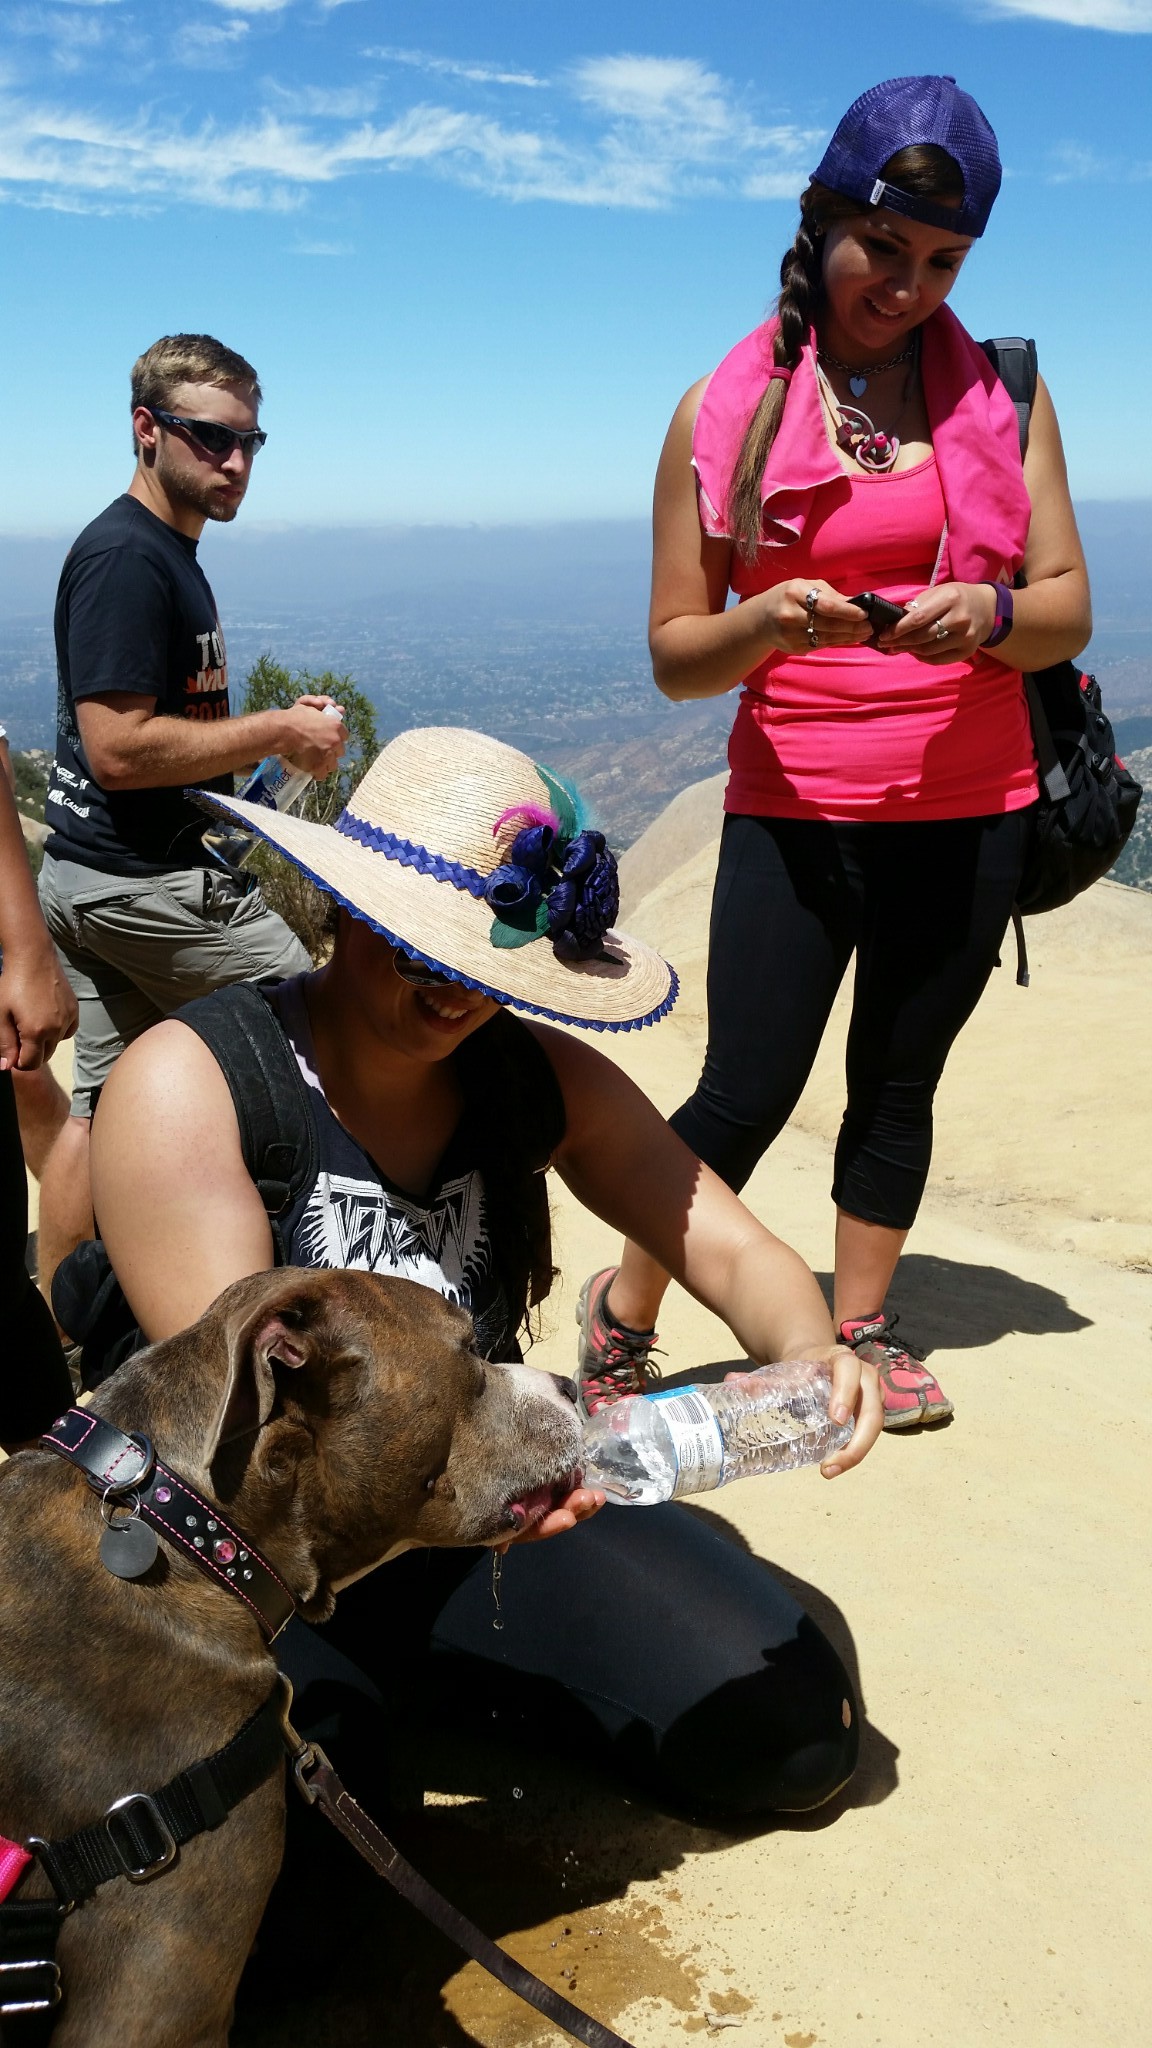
[38, 853, 312, 1115]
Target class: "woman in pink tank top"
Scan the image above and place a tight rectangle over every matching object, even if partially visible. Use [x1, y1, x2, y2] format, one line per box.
[576, 76, 1091, 1432]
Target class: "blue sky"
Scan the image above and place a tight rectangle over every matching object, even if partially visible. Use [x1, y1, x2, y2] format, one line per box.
[2, 0, 1150, 532]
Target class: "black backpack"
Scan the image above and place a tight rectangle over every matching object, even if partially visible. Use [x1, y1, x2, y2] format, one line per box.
[983, 337, 1143, 982]
[53, 984, 564, 1388]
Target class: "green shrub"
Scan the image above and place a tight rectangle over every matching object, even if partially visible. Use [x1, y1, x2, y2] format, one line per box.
[232, 656, 380, 961]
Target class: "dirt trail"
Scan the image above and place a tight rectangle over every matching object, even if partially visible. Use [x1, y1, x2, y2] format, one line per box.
[23, 858, 1152, 2046]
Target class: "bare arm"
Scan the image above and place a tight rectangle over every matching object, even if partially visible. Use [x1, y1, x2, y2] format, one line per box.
[648, 381, 871, 703]
[90, 1020, 275, 1339]
[880, 374, 1092, 668]
[76, 692, 346, 794]
[533, 1024, 881, 1473]
[0, 764, 77, 1070]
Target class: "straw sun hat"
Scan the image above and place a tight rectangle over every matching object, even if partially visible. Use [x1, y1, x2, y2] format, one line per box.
[199, 727, 677, 1032]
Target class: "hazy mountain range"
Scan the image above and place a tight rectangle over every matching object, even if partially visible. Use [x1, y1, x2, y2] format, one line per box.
[2, 504, 1149, 854]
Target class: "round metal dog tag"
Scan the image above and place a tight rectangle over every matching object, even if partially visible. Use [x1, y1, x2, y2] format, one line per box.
[99, 1512, 160, 1580]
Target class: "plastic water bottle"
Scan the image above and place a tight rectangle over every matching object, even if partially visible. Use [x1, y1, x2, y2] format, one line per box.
[579, 1363, 854, 1506]
[210, 702, 343, 866]
[236, 701, 345, 813]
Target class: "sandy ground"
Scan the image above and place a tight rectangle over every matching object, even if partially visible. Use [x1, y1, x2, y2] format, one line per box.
[20, 842, 1152, 2047]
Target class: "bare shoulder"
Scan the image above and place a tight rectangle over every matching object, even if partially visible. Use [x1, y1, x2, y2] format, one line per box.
[521, 1019, 616, 1099]
[93, 1019, 275, 1342]
[98, 1016, 238, 1143]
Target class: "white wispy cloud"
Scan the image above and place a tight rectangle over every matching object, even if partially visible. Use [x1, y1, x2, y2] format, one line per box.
[1046, 139, 1152, 180]
[979, 0, 1152, 27]
[0, 47, 820, 215]
[201, 0, 294, 14]
[290, 237, 353, 253]
[366, 45, 547, 89]
[174, 18, 250, 65]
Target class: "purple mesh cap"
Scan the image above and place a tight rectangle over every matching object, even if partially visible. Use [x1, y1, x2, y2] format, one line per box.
[812, 75, 1001, 239]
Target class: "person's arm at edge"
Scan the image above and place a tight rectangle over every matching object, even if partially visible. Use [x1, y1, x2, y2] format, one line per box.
[0, 767, 77, 1070]
[532, 1023, 881, 1476]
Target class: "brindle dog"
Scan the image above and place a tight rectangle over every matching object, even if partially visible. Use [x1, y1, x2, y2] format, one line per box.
[0, 1267, 584, 2047]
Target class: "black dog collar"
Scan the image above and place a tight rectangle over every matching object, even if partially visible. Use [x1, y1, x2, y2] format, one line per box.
[41, 1408, 295, 1641]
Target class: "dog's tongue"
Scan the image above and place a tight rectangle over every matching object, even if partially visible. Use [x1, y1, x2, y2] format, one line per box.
[506, 1472, 582, 1530]
[507, 1485, 558, 1531]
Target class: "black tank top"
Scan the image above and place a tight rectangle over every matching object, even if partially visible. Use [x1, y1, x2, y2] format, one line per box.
[271, 978, 514, 1361]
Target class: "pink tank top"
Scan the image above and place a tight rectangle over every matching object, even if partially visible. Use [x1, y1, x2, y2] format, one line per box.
[724, 454, 1037, 822]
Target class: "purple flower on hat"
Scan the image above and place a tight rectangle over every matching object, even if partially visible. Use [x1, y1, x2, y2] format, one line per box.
[547, 831, 620, 960]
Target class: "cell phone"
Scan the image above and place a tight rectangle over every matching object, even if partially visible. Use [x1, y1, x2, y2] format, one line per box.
[848, 592, 907, 631]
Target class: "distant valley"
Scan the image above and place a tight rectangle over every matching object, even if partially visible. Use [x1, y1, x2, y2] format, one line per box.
[3, 507, 1149, 857]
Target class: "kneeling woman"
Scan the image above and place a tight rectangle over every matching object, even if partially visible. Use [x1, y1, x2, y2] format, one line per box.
[91, 727, 880, 1819]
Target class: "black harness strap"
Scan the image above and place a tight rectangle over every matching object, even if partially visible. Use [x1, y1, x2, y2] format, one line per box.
[0, 1900, 65, 2045]
[30, 1687, 286, 1911]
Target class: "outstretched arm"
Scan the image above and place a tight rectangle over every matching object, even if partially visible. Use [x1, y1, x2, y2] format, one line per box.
[533, 1024, 881, 1475]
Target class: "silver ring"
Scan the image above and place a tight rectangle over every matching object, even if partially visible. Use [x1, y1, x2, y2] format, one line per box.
[806, 624, 820, 648]
[935, 620, 949, 641]
[805, 588, 820, 618]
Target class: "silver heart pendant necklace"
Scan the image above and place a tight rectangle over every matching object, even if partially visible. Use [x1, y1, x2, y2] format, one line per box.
[818, 340, 915, 399]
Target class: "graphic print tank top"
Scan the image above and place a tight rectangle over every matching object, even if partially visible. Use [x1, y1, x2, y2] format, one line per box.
[270, 978, 514, 1361]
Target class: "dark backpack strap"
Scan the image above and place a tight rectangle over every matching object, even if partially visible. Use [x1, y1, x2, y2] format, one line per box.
[981, 336, 1037, 459]
[175, 984, 318, 1255]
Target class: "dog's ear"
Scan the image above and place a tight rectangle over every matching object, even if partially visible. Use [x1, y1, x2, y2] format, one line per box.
[205, 1269, 342, 1461]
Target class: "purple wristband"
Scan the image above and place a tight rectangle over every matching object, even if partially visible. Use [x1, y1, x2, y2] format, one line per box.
[982, 581, 1014, 648]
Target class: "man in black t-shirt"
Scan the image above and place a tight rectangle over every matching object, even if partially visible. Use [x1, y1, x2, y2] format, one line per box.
[36, 332, 346, 1315]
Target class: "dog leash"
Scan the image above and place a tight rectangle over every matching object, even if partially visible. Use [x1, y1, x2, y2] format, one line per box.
[30, 1412, 637, 2047]
[284, 1712, 637, 2048]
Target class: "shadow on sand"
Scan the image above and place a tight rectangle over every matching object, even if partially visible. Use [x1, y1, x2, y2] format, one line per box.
[233, 1530, 893, 2046]
[815, 1250, 1094, 1349]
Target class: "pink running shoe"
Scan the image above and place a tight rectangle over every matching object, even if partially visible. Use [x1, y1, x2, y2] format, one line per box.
[575, 1267, 661, 1418]
[838, 1312, 953, 1431]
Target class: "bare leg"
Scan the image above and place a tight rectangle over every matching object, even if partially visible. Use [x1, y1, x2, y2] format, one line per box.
[604, 1241, 672, 1333]
[37, 1114, 93, 1331]
[12, 1063, 70, 1180]
[832, 1208, 909, 1329]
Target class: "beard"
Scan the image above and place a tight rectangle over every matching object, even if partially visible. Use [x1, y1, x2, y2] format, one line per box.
[155, 444, 247, 524]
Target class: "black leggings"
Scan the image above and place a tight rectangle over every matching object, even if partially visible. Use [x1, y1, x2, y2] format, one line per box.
[278, 1503, 858, 1821]
[0, 1071, 72, 1441]
[671, 810, 1032, 1230]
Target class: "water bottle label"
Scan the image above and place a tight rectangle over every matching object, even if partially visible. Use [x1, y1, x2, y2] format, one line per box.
[648, 1388, 724, 1497]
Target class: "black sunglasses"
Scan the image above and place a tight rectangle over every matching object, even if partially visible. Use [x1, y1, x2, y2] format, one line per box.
[392, 950, 456, 990]
[147, 407, 267, 459]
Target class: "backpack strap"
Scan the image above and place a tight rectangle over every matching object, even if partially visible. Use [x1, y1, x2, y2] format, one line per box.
[981, 336, 1037, 460]
[175, 983, 318, 1261]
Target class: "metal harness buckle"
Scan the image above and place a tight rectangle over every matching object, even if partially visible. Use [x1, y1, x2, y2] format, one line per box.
[289, 1739, 332, 1807]
[0, 1956, 63, 2015]
[104, 1793, 178, 1882]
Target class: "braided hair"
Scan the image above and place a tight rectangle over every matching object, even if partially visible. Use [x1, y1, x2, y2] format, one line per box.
[727, 145, 966, 560]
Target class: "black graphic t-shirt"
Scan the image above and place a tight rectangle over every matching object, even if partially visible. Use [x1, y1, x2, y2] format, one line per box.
[45, 495, 232, 876]
[272, 981, 515, 1362]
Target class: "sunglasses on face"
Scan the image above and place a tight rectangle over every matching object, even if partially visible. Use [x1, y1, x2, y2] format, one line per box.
[391, 950, 457, 990]
[146, 407, 267, 459]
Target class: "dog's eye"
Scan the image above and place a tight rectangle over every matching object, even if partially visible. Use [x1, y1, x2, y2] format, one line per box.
[423, 1474, 439, 1494]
